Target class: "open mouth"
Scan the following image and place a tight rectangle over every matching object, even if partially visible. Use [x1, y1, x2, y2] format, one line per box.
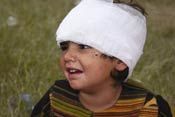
[67, 68, 83, 74]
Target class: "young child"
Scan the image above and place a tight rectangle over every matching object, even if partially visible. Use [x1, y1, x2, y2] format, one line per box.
[31, 0, 172, 116]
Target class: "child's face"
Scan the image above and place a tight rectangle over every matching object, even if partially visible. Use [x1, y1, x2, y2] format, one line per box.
[60, 41, 119, 92]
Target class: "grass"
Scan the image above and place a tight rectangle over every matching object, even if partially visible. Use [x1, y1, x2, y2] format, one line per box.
[0, 0, 175, 116]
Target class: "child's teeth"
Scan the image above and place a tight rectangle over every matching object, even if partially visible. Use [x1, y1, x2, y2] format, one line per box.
[70, 69, 76, 73]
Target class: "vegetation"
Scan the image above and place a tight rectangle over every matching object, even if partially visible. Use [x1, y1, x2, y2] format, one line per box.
[0, 0, 174, 116]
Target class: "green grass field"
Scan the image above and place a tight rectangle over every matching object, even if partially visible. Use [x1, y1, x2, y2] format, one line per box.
[0, 0, 175, 116]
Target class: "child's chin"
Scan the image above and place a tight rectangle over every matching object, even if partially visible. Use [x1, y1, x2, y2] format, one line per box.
[68, 80, 82, 90]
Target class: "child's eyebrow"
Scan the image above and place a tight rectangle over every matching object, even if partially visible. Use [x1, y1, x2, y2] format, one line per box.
[60, 41, 70, 46]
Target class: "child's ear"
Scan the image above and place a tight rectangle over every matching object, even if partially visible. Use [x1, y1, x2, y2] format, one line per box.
[115, 60, 127, 71]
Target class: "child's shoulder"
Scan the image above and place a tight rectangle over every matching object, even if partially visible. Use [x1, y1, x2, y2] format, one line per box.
[122, 79, 149, 97]
[123, 79, 172, 117]
[124, 79, 145, 89]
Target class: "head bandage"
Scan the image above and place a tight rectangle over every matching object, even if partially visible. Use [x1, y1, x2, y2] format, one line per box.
[56, 0, 147, 81]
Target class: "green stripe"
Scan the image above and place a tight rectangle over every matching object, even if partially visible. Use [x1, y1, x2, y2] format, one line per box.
[50, 95, 91, 117]
[51, 95, 91, 115]
[54, 85, 77, 97]
[124, 83, 145, 91]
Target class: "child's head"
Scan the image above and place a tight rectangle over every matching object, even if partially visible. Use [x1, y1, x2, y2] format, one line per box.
[56, 0, 147, 82]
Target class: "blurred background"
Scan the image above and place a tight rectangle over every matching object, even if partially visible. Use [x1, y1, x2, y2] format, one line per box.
[0, 0, 174, 116]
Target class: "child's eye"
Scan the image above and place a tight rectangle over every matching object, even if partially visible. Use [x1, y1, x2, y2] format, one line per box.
[79, 44, 91, 49]
[60, 41, 69, 51]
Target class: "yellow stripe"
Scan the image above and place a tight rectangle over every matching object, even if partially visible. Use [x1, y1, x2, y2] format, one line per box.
[139, 97, 158, 117]
[116, 97, 146, 105]
[49, 94, 91, 117]
[144, 97, 157, 108]
[100, 97, 146, 113]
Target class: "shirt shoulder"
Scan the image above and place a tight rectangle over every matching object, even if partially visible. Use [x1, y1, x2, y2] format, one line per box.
[121, 79, 148, 99]
[31, 79, 79, 116]
[125, 79, 172, 117]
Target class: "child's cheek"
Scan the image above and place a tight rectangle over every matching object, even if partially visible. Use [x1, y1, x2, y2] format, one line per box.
[90, 50, 100, 57]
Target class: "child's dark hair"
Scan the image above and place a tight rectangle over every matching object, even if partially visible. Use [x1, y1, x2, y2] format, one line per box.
[100, 54, 129, 83]
[111, 67, 129, 83]
[113, 0, 147, 16]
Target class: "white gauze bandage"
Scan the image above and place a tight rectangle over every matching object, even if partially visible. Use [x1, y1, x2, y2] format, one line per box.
[56, 0, 147, 81]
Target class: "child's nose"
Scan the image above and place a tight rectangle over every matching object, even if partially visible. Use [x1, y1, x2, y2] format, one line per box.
[63, 48, 78, 62]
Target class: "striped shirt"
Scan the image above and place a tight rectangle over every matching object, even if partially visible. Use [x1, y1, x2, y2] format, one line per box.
[31, 80, 172, 117]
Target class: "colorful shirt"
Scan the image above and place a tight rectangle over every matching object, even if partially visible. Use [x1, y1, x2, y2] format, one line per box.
[31, 80, 172, 117]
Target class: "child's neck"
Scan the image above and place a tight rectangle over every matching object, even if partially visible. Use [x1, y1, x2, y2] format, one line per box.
[79, 83, 122, 112]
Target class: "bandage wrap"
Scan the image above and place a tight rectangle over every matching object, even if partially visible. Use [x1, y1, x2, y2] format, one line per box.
[56, 0, 147, 80]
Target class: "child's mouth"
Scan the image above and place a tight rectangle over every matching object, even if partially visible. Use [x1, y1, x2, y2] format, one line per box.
[67, 68, 83, 75]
